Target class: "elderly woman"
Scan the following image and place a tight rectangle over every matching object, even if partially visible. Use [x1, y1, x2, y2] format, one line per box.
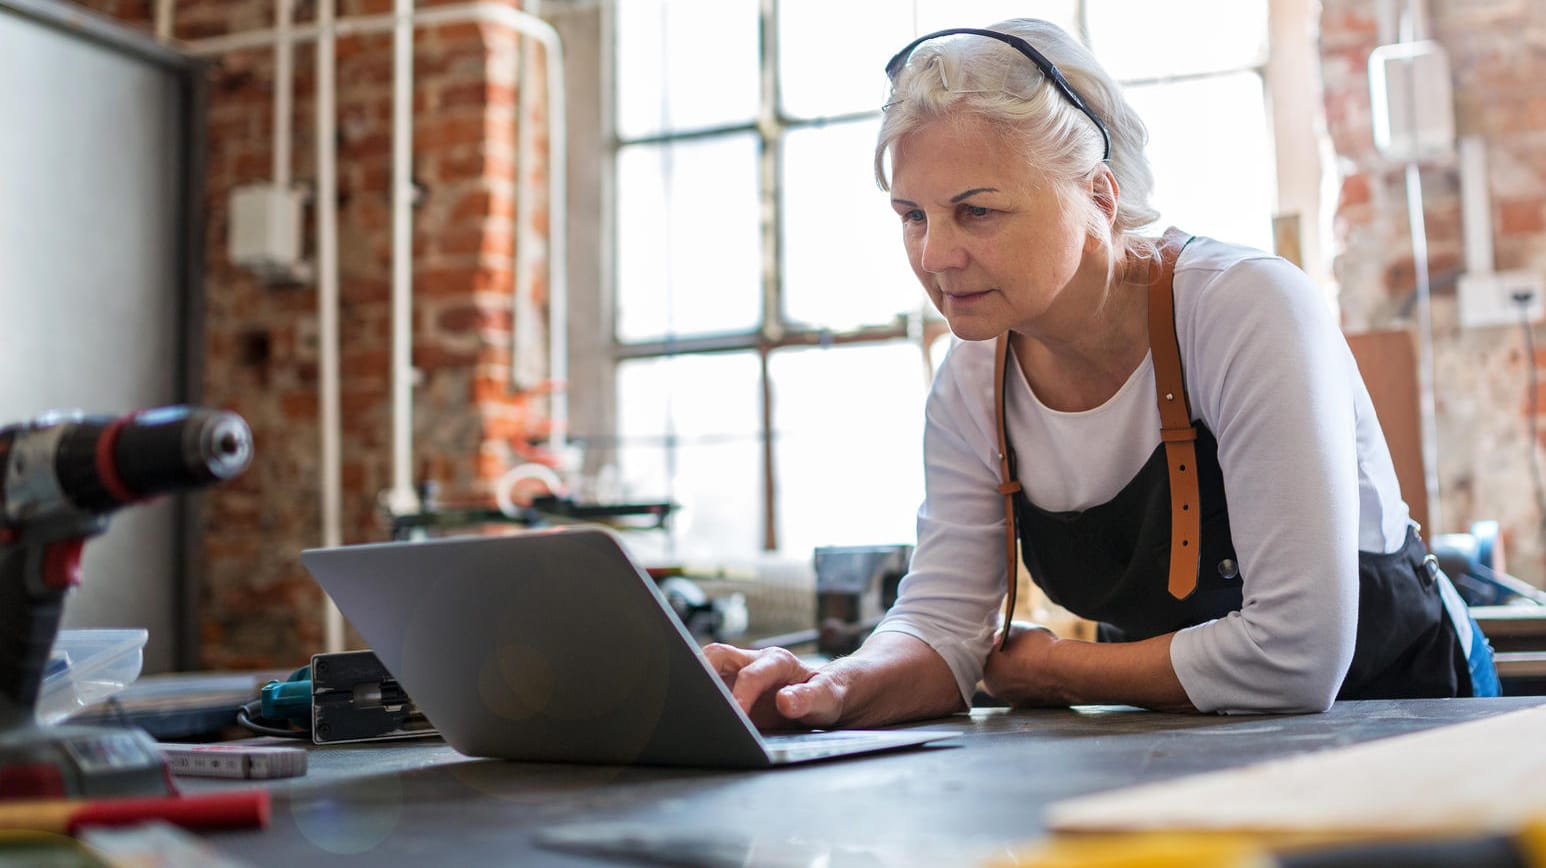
[704, 18, 1497, 726]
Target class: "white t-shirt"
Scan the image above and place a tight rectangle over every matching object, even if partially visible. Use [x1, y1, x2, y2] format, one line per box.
[872, 236, 1416, 714]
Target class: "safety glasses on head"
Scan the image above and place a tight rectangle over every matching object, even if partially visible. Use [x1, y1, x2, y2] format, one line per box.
[884, 27, 1111, 163]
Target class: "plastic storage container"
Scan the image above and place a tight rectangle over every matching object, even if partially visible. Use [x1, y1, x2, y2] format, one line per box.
[37, 628, 149, 725]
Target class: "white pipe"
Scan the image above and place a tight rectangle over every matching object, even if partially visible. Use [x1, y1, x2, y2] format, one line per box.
[1400, 0, 1431, 43]
[316, 0, 345, 653]
[154, 0, 173, 41]
[546, 25, 569, 458]
[399, 4, 568, 456]
[1405, 162, 1444, 533]
[273, 0, 294, 191]
[512, 29, 539, 389]
[1459, 136, 1494, 276]
[383, 0, 419, 517]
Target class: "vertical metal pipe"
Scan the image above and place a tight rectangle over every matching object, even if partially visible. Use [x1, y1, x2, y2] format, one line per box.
[154, 0, 174, 41]
[316, 0, 345, 652]
[273, 0, 294, 190]
[1405, 162, 1443, 533]
[385, 0, 420, 517]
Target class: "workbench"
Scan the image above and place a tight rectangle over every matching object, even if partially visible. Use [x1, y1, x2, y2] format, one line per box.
[187, 696, 1546, 866]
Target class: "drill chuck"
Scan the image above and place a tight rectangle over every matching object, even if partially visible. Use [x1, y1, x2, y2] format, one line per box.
[1, 406, 253, 528]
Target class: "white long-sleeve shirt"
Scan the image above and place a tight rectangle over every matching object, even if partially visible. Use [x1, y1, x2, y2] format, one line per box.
[872, 236, 1416, 714]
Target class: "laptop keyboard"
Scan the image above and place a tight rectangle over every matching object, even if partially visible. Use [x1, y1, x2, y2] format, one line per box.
[761, 730, 934, 763]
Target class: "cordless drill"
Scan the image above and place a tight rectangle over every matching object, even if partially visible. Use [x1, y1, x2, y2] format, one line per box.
[0, 406, 251, 797]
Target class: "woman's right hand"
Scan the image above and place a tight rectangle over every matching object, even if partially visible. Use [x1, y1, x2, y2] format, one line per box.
[700, 644, 848, 730]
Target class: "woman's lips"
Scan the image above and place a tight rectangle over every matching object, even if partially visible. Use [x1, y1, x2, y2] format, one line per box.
[944, 289, 991, 305]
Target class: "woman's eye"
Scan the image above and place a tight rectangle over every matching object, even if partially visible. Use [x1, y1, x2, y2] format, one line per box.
[901, 209, 925, 224]
[962, 204, 990, 219]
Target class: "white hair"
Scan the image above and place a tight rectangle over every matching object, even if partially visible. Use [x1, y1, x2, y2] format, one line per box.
[875, 19, 1160, 269]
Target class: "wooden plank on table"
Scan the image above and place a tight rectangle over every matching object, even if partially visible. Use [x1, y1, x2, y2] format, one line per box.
[1495, 651, 1546, 677]
[1046, 705, 1546, 838]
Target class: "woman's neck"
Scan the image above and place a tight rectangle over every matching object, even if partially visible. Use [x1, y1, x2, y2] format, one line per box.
[1011, 249, 1154, 413]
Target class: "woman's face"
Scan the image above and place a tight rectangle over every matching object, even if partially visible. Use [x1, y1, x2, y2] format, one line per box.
[889, 113, 1097, 342]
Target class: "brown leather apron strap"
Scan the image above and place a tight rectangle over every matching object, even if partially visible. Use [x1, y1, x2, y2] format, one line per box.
[991, 228, 1199, 647]
[993, 332, 1021, 650]
[1151, 227, 1200, 599]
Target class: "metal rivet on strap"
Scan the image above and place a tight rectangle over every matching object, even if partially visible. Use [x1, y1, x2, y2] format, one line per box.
[1218, 558, 1239, 579]
[1165, 392, 1175, 401]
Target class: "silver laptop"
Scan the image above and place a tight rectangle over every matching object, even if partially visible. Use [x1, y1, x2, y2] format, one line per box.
[299, 526, 955, 767]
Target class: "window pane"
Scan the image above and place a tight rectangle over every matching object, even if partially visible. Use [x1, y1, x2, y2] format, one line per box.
[1088, 0, 1267, 80]
[616, 135, 762, 342]
[782, 119, 922, 329]
[1127, 72, 1274, 253]
[915, 0, 1080, 37]
[616, 353, 763, 562]
[615, 0, 760, 138]
[778, 0, 913, 120]
[770, 342, 928, 557]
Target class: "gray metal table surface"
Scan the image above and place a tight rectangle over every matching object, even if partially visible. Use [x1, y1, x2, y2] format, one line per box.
[186, 696, 1546, 867]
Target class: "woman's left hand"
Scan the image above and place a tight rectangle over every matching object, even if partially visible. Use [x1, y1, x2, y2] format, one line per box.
[981, 621, 1067, 707]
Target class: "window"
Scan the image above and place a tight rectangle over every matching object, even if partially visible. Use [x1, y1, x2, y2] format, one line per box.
[603, 0, 1279, 562]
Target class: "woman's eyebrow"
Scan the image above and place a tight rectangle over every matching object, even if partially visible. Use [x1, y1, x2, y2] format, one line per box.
[950, 187, 999, 203]
[891, 187, 1000, 208]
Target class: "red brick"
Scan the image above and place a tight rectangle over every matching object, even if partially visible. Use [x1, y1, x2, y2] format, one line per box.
[480, 346, 513, 369]
[435, 304, 481, 333]
[343, 347, 390, 374]
[435, 228, 485, 257]
[451, 189, 493, 222]
[480, 306, 514, 332]
[414, 344, 480, 370]
[1383, 251, 1463, 298]
[481, 229, 514, 259]
[341, 389, 387, 420]
[418, 266, 480, 296]
[441, 81, 491, 109]
[414, 115, 487, 151]
[280, 391, 318, 420]
[1500, 198, 1546, 236]
[476, 450, 509, 481]
[1339, 173, 1371, 209]
[472, 374, 507, 404]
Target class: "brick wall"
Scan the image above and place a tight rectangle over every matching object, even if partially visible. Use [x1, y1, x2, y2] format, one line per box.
[73, 0, 553, 666]
[1321, 0, 1546, 584]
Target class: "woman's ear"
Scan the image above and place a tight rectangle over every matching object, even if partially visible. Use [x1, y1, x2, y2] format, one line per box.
[1091, 165, 1120, 226]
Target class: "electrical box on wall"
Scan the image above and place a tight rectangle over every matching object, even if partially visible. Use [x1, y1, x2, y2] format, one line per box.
[1457, 269, 1545, 329]
[1368, 41, 1454, 162]
[228, 184, 309, 283]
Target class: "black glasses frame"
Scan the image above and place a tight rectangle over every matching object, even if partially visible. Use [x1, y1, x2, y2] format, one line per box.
[884, 28, 1111, 162]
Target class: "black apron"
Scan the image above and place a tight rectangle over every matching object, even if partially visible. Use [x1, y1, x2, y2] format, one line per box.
[1002, 237, 1471, 700]
[1013, 429, 1470, 699]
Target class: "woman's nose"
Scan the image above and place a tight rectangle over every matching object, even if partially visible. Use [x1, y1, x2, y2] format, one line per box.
[918, 224, 965, 273]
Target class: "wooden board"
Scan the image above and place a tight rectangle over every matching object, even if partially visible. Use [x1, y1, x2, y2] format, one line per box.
[1046, 705, 1546, 837]
[1344, 328, 1429, 533]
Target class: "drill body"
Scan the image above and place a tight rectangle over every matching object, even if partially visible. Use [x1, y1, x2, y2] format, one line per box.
[0, 407, 252, 729]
